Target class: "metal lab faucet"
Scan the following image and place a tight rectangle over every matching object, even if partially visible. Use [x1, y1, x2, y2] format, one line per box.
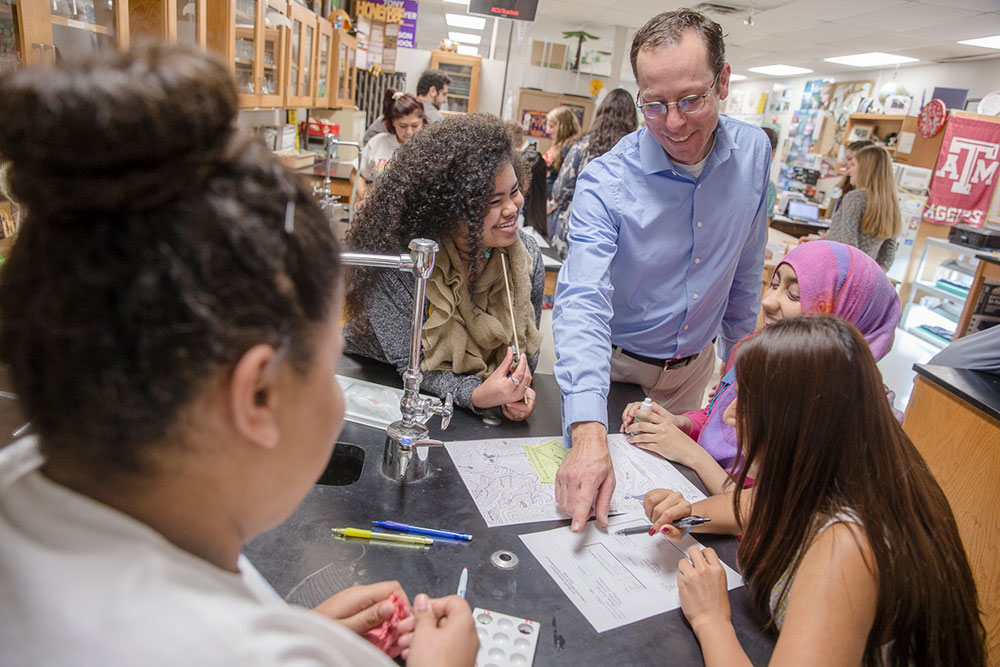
[312, 134, 361, 219]
[340, 239, 453, 482]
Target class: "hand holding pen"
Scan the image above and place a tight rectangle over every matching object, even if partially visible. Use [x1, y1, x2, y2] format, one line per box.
[643, 488, 697, 540]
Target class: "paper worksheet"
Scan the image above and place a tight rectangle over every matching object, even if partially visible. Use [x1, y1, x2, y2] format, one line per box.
[520, 512, 743, 633]
[444, 434, 707, 527]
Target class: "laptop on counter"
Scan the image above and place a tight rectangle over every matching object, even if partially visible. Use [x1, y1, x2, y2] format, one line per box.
[786, 200, 820, 223]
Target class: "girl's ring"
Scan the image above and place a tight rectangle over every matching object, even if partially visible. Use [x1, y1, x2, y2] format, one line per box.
[511, 377, 521, 386]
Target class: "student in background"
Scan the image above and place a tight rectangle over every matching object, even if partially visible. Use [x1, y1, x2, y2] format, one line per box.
[505, 121, 548, 238]
[344, 115, 544, 421]
[0, 43, 477, 666]
[832, 139, 875, 211]
[548, 89, 638, 259]
[543, 106, 581, 197]
[825, 145, 900, 270]
[355, 89, 427, 203]
[622, 241, 901, 494]
[362, 69, 451, 144]
[644, 316, 986, 667]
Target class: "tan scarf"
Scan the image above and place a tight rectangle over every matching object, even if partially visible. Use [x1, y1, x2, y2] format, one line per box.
[421, 236, 542, 379]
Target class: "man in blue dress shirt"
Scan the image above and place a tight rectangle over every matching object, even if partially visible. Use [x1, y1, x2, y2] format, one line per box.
[553, 9, 771, 531]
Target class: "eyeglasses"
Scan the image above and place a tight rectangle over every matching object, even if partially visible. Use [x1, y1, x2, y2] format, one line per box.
[636, 72, 721, 119]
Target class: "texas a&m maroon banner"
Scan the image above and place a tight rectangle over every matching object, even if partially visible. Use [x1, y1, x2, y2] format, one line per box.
[923, 114, 1000, 228]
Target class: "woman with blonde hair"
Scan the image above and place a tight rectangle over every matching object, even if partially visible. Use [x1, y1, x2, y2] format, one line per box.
[826, 144, 900, 270]
[543, 106, 581, 196]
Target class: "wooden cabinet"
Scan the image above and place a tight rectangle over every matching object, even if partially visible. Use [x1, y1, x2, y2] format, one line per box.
[903, 372, 1000, 663]
[840, 113, 905, 157]
[330, 28, 357, 109]
[286, 0, 317, 107]
[15, 0, 128, 66]
[839, 112, 946, 171]
[429, 50, 480, 113]
[129, 0, 207, 47]
[1, 0, 21, 75]
[207, 0, 288, 108]
[314, 16, 334, 108]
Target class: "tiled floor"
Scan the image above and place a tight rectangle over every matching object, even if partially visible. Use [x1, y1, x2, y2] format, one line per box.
[535, 309, 941, 415]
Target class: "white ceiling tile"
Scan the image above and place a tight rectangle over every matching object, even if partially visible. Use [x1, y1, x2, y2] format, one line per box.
[902, 11, 1000, 40]
[916, 0, 1000, 10]
[747, 12, 823, 33]
[781, 22, 882, 43]
[902, 43, 1000, 60]
[828, 33, 937, 53]
[738, 33, 821, 50]
[850, 2, 979, 31]
[780, 0, 908, 21]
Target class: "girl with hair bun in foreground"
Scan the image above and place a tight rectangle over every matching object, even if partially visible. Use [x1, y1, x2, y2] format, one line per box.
[0, 43, 476, 666]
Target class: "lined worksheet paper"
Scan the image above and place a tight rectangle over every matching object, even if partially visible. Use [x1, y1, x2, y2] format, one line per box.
[520, 512, 743, 633]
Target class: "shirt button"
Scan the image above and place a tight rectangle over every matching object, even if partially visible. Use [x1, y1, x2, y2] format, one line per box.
[683, 324, 689, 330]
[693, 293, 699, 300]
[697, 184, 702, 189]
[697, 221, 703, 228]
[694, 258, 701, 264]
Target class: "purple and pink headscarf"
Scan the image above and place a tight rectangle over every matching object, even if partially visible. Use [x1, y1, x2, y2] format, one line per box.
[692, 241, 901, 469]
[779, 240, 901, 360]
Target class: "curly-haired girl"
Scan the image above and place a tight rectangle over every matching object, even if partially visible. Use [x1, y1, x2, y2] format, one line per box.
[344, 114, 544, 421]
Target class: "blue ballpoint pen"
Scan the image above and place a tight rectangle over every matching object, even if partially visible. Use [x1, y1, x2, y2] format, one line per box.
[372, 520, 473, 541]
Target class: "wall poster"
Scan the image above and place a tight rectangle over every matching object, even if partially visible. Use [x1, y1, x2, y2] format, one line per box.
[923, 114, 1000, 227]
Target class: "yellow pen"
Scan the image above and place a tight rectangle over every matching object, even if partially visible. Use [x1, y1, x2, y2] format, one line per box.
[332, 527, 434, 545]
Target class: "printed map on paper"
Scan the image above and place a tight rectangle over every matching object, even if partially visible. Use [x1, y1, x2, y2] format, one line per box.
[444, 434, 707, 528]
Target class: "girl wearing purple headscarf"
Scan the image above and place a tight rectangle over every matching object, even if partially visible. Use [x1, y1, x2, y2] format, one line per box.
[620, 241, 901, 494]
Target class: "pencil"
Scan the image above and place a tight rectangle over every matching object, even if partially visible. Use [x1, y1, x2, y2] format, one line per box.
[500, 251, 520, 358]
[500, 251, 529, 405]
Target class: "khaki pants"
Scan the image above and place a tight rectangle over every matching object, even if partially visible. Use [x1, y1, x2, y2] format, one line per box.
[610, 340, 716, 414]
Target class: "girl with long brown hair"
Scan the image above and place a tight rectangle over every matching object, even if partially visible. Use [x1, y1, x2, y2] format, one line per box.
[548, 89, 638, 258]
[825, 145, 901, 270]
[643, 316, 985, 666]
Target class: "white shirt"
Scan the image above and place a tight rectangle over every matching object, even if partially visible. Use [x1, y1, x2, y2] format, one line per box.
[0, 437, 395, 666]
[358, 132, 400, 182]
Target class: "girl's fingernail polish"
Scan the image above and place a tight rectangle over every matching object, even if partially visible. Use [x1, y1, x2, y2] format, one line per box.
[648, 527, 656, 536]
[661, 526, 671, 534]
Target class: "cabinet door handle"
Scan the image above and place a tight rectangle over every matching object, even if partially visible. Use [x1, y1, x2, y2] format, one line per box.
[47, 45, 58, 62]
[33, 43, 45, 64]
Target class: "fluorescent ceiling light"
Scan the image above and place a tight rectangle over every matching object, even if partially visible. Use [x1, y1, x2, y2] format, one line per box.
[446, 13, 486, 30]
[729, 73, 747, 81]
[449, 31, 482, 45]
[747, 64, 813, 76]
[456, 45, 480, 56]
[824, 52, 918, 67]
[958, 34, 1000, 49]
[443, 0, 470, 4]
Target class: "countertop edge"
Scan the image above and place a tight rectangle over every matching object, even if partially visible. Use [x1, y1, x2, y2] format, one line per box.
[912, 363, 1000, 423]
